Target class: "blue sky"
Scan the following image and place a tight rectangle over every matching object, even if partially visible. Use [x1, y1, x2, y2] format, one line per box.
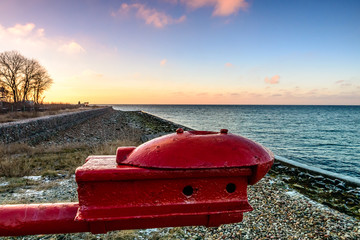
[0, 0, 359, 104]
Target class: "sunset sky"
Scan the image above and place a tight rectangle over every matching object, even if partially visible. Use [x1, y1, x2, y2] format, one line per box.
[0, 0, 359, 104]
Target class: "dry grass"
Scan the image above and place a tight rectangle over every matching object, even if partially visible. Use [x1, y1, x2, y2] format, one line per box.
[0, 157, 32, 177]
[0, 139, 140, 178]
[91, 139, 138, 155]
[0, 177, 39, 193]
[34, 181, 59, 191]
[0, 103, 98, 123]
[0, 108, 86, 123]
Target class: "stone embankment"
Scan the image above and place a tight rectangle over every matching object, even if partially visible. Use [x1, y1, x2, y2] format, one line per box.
[270, 157, 360, 220]
[0, 107, 112, 144]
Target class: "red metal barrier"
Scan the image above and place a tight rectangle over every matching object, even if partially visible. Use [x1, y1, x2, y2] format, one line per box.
[0, 129, 274, 236]
[0, 203, 86, 236]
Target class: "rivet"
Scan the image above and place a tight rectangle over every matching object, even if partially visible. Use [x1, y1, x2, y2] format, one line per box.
[176, 128, 184, 134]
[220, 129, 228, 134]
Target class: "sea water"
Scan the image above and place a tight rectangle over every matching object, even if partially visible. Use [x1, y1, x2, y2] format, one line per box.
[113, 105, 360, 179]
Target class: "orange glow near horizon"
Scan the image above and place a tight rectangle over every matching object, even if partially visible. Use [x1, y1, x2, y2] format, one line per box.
[44, 79, 360, 105]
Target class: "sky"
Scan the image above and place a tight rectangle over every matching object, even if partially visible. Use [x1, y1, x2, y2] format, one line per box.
[0, 0, 359, 105]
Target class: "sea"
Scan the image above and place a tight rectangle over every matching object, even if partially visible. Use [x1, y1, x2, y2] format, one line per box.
[113, 105, 360, 179]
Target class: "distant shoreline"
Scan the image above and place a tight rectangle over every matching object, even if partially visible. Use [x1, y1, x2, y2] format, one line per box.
[106, 104, 360, 107]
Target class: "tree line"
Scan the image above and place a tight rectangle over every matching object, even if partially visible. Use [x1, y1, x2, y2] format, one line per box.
[0, 50, 53, 104]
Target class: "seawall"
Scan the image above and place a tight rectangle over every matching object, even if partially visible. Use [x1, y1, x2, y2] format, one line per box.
[0, 107, 112, 144]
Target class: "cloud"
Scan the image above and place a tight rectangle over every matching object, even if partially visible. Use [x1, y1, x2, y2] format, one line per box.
[264, 75, 280, 84]
[114, 3, 186, 28]
[182, 0, 248, 16]
[340, 83, 352, 87]
[58, 41, 86, 54]
[0, 23, 85, 55]
[306, 89, 319, 95]
[335, 80, 352, 87]
[0, 23, 42, 40]
[162, 0, 178, 4]
[160, 58, 167, 66]
[225, 62, 233, 67]
[335, 80, 345, 84]
[7, 23, 35, 36]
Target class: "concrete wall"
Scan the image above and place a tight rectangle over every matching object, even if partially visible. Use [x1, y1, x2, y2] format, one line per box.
[0, 107, 112, 144]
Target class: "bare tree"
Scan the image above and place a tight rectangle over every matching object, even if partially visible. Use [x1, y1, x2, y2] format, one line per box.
[31, 68, 53, 104]
[0, 51, 25, 102]
[0, 50, 53, 104]
[21, 59, 40, 101]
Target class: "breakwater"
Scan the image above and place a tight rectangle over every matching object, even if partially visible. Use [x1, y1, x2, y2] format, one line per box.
[271, 156, 360, 219]
[0, 107, 112, 144]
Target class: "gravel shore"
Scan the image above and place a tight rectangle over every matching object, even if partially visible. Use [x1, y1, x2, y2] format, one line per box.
[1, 108, 359, 239]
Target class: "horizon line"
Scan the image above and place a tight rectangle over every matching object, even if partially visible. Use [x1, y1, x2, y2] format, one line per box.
[97, 103, 360, 106]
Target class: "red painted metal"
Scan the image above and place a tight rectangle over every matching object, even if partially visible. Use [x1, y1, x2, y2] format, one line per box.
[75, 157, 253, 225]
[0, 203, 87, 236]
[0, 129, 274, 237]
[117, 129, 274, 184]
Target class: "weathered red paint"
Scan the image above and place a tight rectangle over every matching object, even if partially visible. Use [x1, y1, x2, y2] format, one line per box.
[0, 129, 274, 236]
[118, 129, 274, 184]
[0, 203, 87, 236]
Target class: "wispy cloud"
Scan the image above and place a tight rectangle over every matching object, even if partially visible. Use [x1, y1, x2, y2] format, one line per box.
[162, 0, 179, 4]
[113, 3, 186, 28]
[335, 80, 352, 87]
[182, 0, 248, 16]
[264, 75, 280, 84]
[225, 62, 233, 67]
[335, 80, 345, 84]
[160, 58, 167, 66]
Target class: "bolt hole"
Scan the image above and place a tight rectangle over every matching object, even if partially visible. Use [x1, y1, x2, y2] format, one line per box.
[183, 185, 193, 196]
[226, 183, 236, 193]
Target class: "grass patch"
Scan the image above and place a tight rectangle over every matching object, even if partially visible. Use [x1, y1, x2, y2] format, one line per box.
[0, 106, 95, 123]
[0, 156, 33, 177]
[91, 139, 138, 155]
[34, 181, 59, 191]
[41, 169, 61, 179]
[0, 177, 39, 193]
[0, 139, 141, 178]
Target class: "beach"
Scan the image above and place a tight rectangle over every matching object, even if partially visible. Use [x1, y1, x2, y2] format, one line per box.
[0, 108, 359, 239]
